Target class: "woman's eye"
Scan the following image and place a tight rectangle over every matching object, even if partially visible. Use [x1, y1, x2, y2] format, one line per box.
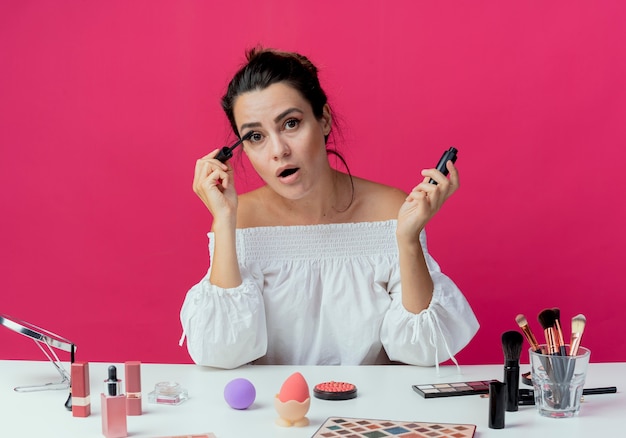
[249, 132, 263, 143]
[284, 118, 300, 130]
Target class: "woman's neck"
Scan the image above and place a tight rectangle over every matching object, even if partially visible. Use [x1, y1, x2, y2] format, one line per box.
[265, 169, 354, 225]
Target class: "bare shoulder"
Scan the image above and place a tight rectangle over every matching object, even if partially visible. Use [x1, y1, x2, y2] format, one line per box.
[351, 177, 407, 222]
[236, 188, 271, 228]
[235, 176, 407, 226]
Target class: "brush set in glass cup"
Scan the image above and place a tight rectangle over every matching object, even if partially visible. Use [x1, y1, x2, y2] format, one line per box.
[514, 309, 589, 418]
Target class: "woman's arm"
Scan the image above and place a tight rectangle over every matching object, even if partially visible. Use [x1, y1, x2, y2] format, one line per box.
[193, 149, 243, 288]
[397, 238, 434, 313]
[209, 220, 242, 287]
[396, 161, 459, 314]
[182, 153, 267, 368]
[180, 232, 268, 369]
[381, 231, 479, 366]
[180, 274, 268, 369]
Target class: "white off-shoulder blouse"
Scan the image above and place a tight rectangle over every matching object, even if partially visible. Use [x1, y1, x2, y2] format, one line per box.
[180, 220, 479, 369]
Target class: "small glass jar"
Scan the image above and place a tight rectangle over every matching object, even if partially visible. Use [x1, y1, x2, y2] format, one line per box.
[147, 381, 188, 406]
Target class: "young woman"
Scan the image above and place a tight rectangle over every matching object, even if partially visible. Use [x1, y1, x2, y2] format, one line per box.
[180, 48, 479, 369]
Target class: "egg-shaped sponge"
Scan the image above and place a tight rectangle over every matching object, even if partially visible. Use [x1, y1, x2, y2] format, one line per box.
[278, 372, 309, 403]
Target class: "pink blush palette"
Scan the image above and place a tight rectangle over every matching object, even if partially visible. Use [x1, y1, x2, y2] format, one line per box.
[312, 417, 476, 437]
[314, 381, 357, 400]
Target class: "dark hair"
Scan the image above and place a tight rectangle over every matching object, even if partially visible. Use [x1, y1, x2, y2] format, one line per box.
[221, 48, 329, 138]
[221, 48, 354, 209]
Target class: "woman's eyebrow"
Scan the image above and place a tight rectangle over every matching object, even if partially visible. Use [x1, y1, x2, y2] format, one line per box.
[240, 108, 304, 132]
[273, 107, 303, 123]
[240, 121, 261, 131]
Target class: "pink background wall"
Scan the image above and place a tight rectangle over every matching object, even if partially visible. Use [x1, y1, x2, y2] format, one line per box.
[1, 1, 624, 367]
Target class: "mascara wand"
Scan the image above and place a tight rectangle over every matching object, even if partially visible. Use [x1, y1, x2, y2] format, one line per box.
[215, 131, 253, 163]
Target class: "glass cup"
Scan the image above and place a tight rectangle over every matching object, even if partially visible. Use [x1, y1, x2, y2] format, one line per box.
[529, 345, 591, 418]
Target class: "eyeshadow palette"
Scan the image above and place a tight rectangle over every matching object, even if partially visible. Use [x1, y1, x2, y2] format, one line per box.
[312, 417, 476, 438]
[412, 380, 493, 398]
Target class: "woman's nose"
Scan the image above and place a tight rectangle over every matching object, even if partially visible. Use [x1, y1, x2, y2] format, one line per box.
[270, 135, 290, 160]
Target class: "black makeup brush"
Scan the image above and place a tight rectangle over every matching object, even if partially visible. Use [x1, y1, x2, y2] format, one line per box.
[538, 308, 568, 407]
[537, 308, 560, 356]
[502, 330, 524, 412]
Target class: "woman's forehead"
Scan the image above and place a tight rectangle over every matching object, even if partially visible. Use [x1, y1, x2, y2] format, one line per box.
[233, 83, 311, 124]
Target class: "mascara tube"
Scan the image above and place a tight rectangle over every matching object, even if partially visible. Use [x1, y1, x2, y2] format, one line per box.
[429, 147, 457, 184]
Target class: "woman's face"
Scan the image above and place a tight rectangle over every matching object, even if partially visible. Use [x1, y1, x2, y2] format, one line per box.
[233, 82, 332, 200]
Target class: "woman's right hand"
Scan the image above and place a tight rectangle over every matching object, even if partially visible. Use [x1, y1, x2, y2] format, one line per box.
[193, 149, 238, 224]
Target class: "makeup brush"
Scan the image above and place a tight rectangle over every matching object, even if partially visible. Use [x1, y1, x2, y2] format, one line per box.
[515, 314, 541, 353]
[538, 308, 567, 400]
[502, 330, 524, 412]
[570, 314, 587, 356]
[537, 309, 560, 355]
[552, 308, 568, 356]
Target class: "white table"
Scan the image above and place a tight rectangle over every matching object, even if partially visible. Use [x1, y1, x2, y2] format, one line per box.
[0, 360, 623, 437]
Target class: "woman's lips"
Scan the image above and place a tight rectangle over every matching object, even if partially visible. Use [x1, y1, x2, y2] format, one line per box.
[277, 167, 300, 183]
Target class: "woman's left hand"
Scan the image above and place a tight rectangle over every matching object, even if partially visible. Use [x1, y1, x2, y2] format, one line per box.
[396, 160, 459, 243]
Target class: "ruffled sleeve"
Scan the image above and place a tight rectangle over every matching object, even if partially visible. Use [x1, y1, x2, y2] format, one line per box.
[380, 231, 479, 367]
[179, 234, 268, 369]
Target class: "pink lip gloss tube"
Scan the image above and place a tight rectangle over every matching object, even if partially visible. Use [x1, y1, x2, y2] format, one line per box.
[102, 365, 127, 438]
[71, 361, 91, 417]
[125, 361, 142, 416]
